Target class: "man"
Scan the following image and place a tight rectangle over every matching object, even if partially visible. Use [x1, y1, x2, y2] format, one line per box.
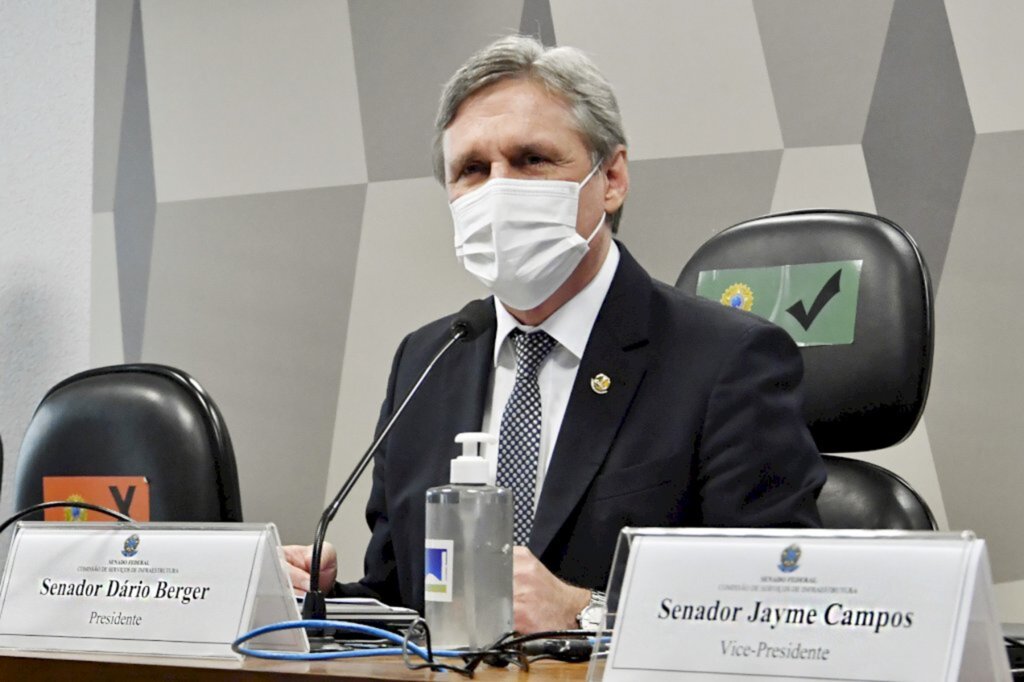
[286, 34, 825, 634]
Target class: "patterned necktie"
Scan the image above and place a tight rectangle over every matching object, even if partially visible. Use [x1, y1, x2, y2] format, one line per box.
[497, 330, 557, 546]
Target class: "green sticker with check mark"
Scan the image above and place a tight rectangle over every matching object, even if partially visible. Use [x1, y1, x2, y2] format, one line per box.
[696, 260, 862, 346]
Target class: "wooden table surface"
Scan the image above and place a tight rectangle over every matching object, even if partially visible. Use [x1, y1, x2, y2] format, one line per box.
[0, 649, 593, 681]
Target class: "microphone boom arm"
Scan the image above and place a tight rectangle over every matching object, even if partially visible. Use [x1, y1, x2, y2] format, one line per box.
[303, 329, 466, 620]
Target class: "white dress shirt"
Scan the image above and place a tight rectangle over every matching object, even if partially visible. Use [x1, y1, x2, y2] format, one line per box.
[480, 241, 621, 509]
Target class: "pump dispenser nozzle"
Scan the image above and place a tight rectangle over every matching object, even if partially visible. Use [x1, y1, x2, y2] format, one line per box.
[451, 432, 497, 484]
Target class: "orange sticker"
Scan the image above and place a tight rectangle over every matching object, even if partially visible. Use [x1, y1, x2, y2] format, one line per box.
[41, 476, 150, 522]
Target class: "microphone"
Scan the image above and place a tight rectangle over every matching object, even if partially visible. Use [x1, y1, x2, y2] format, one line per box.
[302, 299, 495, 622]
[449, 297, 493, 342]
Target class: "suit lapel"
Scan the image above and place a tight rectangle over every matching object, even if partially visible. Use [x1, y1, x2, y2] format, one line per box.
[529, 246, 653, 558]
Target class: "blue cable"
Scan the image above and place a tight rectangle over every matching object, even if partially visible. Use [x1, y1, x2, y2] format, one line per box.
[232, 619, 466, 661]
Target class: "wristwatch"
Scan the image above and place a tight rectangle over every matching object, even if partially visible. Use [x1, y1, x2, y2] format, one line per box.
[575, 590, 607, 630]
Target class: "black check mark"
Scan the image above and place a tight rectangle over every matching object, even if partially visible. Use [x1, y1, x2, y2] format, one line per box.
[786, 269, 842, 331]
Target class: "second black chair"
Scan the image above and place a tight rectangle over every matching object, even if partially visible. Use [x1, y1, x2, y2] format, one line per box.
[676, 209, 937, 530]
[14, 364, 242, 522]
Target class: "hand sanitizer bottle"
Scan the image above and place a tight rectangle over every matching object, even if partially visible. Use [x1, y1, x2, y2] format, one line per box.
[424, 432, 513, 649]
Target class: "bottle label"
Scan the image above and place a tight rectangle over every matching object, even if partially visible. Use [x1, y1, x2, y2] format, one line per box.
[424, 538, 454, 602]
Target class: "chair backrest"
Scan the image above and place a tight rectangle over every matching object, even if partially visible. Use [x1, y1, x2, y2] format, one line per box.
[676, 209, 936, 529]
[677, 209, 933, 452]
[14, 364, 242, 522]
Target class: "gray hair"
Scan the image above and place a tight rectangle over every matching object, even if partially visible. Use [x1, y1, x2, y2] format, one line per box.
[433, 34, 627, 232]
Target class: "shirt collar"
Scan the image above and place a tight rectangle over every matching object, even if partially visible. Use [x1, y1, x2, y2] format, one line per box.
[493, 240, 621, 365]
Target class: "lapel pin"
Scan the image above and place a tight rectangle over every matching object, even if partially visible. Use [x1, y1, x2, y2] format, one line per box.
[590, 373, 611, 395]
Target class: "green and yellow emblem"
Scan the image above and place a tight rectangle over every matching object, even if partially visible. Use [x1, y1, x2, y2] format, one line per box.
[720, 283, 754, 311]
[64, 494, 87, 522]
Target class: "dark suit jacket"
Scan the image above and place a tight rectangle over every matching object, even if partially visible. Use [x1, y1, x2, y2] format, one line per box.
[339, 245, 826, 612]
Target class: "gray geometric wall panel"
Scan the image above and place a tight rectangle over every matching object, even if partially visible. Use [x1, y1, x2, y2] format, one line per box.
[141, 186, 366, 544]
[771, 145, 876, 214]
[946, 2, 1024, 134]
[349, 0, 524, 182]
[550, 0, 783, 161]
[754, 0, 893, 147]
[520, 0, 556, 47]
[113, 0, 155, 363]
[926, 130, 1024, 583]
[862, 0, 974, 288]
[93, 0, 134, 214]
[622, 151, 782, 285]
[91, 211, 125, 367]
[141, 0, 366, 203]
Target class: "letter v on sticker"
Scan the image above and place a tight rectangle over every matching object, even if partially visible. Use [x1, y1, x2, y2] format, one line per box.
[42, 477, 150, 522]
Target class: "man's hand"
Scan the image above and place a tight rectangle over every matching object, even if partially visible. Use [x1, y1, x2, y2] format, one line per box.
[281, 543, 338, 596]
[513, 546, 590, 634]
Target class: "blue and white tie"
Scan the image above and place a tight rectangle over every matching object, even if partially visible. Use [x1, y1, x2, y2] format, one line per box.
[497, 330, 557, 546]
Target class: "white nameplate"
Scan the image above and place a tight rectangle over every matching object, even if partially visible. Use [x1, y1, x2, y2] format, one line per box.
[593, 529, 1010, 682]
[0, 522, 307, 659]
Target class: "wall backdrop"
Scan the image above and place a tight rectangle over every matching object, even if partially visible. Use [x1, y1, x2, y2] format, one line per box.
[0, 1, 94, 543]
[4, 0, 1023, 619]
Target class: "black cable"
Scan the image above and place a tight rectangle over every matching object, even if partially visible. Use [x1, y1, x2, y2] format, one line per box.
[438, 628, 596, 671]
[0, 501, 133, 535]
[400, 618, 478, 677]
[521, 636, 595, 663]
[491, 628, 594, 650]
[396, 620, 590, 675]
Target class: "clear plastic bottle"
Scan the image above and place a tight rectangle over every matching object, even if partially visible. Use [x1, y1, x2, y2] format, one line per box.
[424, 432, 513, 650]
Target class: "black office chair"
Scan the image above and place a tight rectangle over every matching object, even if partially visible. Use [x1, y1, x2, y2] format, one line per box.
[14, 364, 243, 522]
[676, 209, 937, 530]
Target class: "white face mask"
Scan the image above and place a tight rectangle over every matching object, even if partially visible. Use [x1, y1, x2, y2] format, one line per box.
[450, 164, 605, 310]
